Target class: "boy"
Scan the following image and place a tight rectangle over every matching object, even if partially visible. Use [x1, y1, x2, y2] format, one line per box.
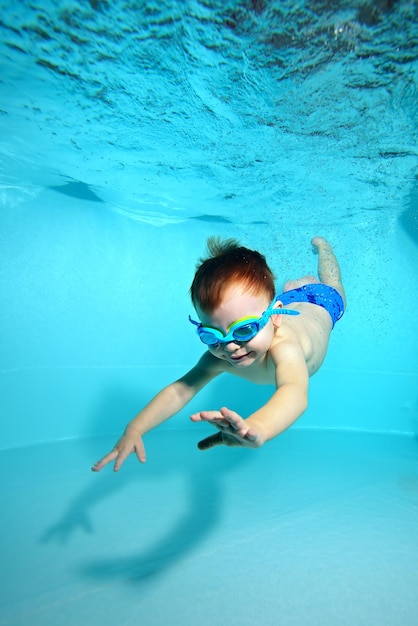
[92, 236, 346, 472]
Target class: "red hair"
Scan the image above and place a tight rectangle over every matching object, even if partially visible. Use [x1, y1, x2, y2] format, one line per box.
[190, 237, 275, 312]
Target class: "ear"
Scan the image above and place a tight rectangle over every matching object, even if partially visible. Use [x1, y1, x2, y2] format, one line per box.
[271, 301, 284, 328]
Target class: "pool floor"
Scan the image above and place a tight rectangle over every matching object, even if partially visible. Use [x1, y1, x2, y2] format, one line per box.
[1, 429, 418, 626]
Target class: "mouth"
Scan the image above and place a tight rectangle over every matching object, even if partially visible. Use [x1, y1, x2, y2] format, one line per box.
[229, 352, 251, 362]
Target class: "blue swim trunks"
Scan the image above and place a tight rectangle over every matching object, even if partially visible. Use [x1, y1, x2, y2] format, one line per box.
[276, 284, 345, 328]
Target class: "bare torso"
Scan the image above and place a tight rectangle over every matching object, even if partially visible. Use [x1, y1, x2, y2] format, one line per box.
[216, 301, 333, 386]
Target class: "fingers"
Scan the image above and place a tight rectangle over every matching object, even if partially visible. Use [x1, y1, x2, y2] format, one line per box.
[190, 410, 222, 422]
[192, 407, 263, 450]
[219, 407, 252, 439]
[192, 407, 248, 434]
[219, 406, 244, 429]
[191, 407, 241, 427]
[91, 450, 119, 472]
[134, 442, 146, 464]
[112, 447, 133, 472]
[91, 437, 146, 472]
[198, 432, 224, 450]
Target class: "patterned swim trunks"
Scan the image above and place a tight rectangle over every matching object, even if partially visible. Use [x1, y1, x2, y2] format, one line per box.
[276, 284, 345, 328]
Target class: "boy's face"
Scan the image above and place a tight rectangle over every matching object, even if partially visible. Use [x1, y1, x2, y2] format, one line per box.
[195, 284, 280, 368]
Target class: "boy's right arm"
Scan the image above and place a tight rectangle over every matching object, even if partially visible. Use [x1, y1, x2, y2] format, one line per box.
[91, 352, 223, 472]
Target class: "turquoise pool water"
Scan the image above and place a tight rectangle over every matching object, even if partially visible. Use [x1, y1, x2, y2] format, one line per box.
[1, 2, 418, 625]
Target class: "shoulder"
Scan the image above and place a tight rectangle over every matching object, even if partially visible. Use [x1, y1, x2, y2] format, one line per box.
[269, 326, 305, 363]
[269, 331, 307, 364]
[268, 336, 309, 386]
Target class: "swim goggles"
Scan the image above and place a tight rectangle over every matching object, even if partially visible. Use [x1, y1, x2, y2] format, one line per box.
[188, 297, 300, 346]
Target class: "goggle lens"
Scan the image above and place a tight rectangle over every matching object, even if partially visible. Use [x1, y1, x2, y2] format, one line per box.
[199, 330, 220, 345]
[231, 322, 258, 341]
[198, 320, 259, 346]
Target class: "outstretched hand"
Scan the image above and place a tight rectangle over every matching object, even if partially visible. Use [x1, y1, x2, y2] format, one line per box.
[91, 428, 146, 472]
[190, 406, 264, 450]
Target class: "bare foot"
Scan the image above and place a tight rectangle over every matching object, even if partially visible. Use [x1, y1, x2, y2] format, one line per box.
[311, 236, 331, 253]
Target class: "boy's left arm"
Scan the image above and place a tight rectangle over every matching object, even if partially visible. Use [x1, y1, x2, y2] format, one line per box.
[191, 341, 309, 450]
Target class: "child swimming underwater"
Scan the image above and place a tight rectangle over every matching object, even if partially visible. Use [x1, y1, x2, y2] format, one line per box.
[92, 236, 346, 472]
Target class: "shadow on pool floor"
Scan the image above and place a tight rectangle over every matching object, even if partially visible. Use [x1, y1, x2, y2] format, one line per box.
[1, 429, 417, 626]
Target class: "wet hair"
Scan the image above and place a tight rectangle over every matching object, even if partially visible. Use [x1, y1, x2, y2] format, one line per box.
[190, 236, 275, 312]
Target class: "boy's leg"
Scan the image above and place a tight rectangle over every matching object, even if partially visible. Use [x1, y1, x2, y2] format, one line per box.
[282, 237, 346, 308]
[311, 236, 346, 307]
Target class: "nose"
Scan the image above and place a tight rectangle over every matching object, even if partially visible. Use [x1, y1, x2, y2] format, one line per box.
[221, 340, 241, 352]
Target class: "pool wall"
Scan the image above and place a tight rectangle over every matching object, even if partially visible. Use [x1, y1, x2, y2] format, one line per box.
[1, 192, 417, 450]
